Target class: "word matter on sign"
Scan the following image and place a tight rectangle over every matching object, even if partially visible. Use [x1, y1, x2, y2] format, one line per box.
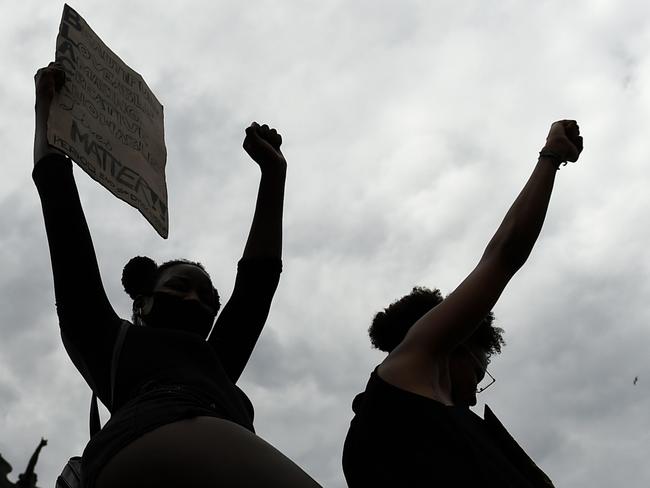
[48, 3, 169, 238]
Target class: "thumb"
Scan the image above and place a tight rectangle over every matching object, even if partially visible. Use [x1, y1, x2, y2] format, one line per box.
[243, 123, 265, 151]
[245, 121, 261, 137]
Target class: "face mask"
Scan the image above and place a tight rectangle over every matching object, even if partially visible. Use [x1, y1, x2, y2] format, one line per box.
[143, 292, 215, 338]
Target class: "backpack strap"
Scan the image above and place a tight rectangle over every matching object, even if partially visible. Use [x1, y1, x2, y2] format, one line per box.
[90, 321, 130, 437]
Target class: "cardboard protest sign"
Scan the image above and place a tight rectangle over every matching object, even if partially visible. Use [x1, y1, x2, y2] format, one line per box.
[48, 4, 169, 238]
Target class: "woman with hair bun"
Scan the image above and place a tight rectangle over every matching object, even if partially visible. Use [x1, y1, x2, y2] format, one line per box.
[33, 63, 320, 488]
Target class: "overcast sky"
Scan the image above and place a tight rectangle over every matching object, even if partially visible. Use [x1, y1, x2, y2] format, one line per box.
[2, 0, 650, 486]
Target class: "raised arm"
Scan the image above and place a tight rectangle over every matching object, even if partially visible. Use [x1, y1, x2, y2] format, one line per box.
[33, 64, 120, 397]
[381, 121, 583, 388]
[21, 439, 47, 480]
[209, 123, 286, 382]
[240, 122, 287, 260]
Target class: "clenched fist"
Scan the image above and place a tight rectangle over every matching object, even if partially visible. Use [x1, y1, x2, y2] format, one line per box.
[542, 120, 583, 164]
[243, 122, 286, 173]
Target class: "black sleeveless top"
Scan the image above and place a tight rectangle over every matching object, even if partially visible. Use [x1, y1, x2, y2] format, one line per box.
[342, 368, 554, 487]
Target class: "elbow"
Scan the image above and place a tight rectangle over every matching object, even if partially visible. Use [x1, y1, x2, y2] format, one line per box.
[482, 236, 530, 275]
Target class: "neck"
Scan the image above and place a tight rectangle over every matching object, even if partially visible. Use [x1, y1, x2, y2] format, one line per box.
[430, 354, 455, 406]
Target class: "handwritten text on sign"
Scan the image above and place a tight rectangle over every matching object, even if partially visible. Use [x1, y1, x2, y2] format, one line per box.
[48, 4, 169, 238]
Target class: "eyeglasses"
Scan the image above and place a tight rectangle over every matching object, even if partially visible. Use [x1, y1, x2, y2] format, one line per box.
[476, 368, 496, 394]
[464, 347, 496, 394]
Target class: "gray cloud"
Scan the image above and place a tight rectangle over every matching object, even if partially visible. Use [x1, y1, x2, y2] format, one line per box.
[3, 1, 650, 487]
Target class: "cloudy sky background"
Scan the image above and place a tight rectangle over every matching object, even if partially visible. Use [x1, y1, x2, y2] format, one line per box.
[2, 0, 650, 486]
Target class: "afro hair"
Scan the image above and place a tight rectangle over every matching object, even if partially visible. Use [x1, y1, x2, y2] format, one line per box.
[368, 286, 505, 359]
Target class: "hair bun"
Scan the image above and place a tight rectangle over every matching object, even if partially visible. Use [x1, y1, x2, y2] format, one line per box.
[121, 256, 158, 299]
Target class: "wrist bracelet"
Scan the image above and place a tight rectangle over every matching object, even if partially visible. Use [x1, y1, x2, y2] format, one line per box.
[538, 149, 566, 170]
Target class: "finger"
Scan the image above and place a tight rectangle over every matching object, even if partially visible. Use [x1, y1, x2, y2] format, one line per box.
[269, 128, 281, 146]
[270, 131, 282, 148]
[565, 119, 578, 130]
[564, 119, 579, 132]
[34, 66, 48, 81]
[567, 135, 584, 162]
[245, 122, 261, 137]
[555, 120, 573, 130]
[54, 68, 66, 90]
[548, 120, 565, 138]
[37, 71, 56, 88]
[35, 76, 55, 99]
[566, 123, 580, 143]
[242, 137, 252, 153]
[37, 63, 63, 73]
[35, 65, 63, 84]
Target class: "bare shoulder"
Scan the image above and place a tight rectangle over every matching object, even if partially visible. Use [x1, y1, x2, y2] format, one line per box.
[376, 346, 452, 404]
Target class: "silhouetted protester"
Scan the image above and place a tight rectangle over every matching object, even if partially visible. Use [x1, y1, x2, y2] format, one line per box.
[33, 63, 321, 488]
[342, 121, 583, 487]
[0, 453, 15, 488]
[14, 474, 35, 488]
[15, 438, 47, 488]
[0, 438, 47, 488]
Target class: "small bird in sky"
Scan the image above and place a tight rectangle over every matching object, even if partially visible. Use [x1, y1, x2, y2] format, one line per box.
[634, 376, 638, 385]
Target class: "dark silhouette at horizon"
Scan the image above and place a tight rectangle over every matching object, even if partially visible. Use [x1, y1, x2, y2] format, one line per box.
[0, 438, 47, 488]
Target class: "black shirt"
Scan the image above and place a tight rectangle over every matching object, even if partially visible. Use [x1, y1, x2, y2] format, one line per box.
[342, 368, 554, 487]
[34, 154, 282, 486]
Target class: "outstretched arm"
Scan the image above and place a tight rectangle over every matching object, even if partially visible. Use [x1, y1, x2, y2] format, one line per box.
[22, 439, 47, 479]
[209, 123, 286, 382]
[33, 64, 120, 399]
[380, 121, 583, 392]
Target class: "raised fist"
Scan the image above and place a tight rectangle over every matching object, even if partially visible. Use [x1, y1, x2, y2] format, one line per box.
[542, 120, 583, 163]
[243, 122, 286, 172]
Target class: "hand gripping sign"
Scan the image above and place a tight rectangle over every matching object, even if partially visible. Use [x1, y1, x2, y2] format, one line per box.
[48, 4, 169, 238]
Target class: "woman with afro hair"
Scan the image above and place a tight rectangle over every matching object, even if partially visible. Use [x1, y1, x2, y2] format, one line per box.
[343, 120, 584, 487]
[33, 63, 321, 487]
